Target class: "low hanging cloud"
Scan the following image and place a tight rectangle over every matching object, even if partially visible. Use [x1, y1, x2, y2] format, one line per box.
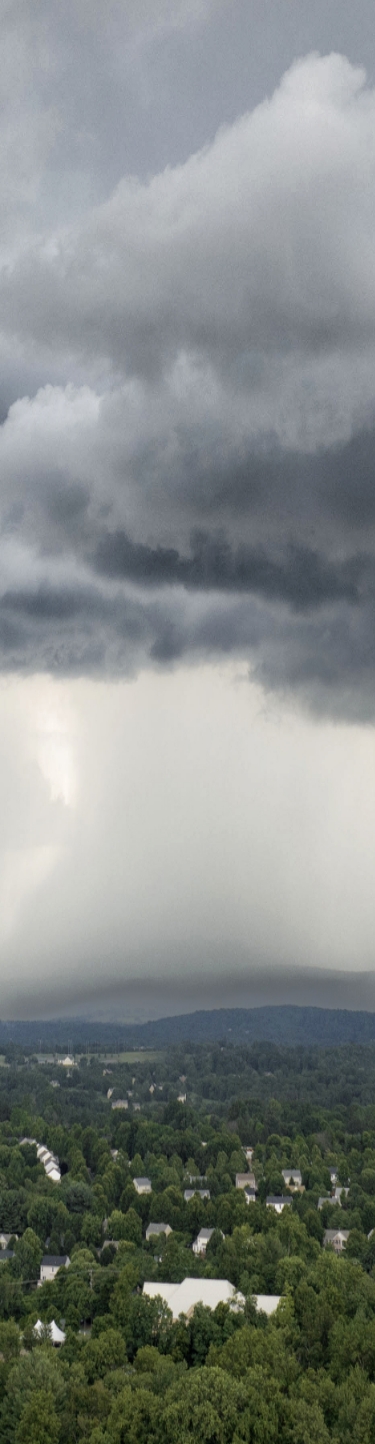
[2, 51, 375, 717]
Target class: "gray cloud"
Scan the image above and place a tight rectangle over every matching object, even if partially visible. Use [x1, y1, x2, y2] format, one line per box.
[2, 49, 375, 720]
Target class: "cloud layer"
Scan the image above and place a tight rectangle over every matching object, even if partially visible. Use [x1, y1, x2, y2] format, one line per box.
[2, 52, 375, 717]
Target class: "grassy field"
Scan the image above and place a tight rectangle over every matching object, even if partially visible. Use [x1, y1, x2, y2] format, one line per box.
[101, 1050, 163, 1063]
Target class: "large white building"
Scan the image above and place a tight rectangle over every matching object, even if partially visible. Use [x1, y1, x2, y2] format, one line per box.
[253, 1295, 283, 1317]
[143, 1277, 244, 1320]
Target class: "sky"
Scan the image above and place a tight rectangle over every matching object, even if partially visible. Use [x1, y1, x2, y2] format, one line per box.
[2, 0, 375, 1018]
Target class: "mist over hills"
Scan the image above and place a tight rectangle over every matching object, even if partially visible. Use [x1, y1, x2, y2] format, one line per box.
[3, 1004, 375, 1051]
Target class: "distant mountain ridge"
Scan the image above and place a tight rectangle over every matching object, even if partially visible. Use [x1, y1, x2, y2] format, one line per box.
[2, 1003, 375, 1049]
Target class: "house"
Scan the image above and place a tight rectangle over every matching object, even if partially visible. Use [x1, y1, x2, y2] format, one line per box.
[244, 1147, 254, 1163]
[184, 1189, 210, 1202]
[332, 1186, 349, 1202]
[0, 1233, 17, 1249]
[149, 1085, 155, 1094]
[318, 1196, 338, 1211]
[133, 1103, 141, 1112]
[20, 1138, 61, 1184]
[0, 1250, 14, 1262]
[187, 1174, 206, 1186]
[133, 1177, 152, 1195]
[59, 1056, 75, 1068]
[36, 1145, 61, 1183]
[323, 1229, 349, 1253]
[192, 1228, 215, 1256]
[50, 1081, 60, 1088]
[44, 1163, 61, 1183]
[34, 1319, 66, 1346]
[244, 1188, 257, 1204]
[253, 1295, 283, 1316]
[330, 1169, 338, 1184]
[235, 1173, 257, 1192]
[107, 1088, 114, 1099]
[281, 1169, 303, 1192]
[39, 1255, 70, 1285]
[146, 1223, 172, 1240]
[111, 1099, 128, 1111]
[266, 1196, 293, 1214]
[178, 1094, 186, 1103]
[143, 1278, 244, 1320]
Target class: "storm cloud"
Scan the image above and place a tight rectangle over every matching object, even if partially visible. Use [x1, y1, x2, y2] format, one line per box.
[3, 43, 375, 719]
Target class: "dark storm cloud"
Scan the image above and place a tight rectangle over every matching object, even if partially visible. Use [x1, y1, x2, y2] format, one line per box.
[3, 49, 375, 719]
[95, 527, 362, 610]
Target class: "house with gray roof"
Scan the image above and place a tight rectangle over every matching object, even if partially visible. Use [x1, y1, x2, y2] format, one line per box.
[146, 1223, 172, 1240]
[323, 1229, 349, 1253]
[266, 1196, 293, 1213]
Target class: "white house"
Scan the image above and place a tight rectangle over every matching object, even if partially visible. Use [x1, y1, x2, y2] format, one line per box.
[184, 1188, 210, 1202]
[244, 1188, 257, 1204]
[266, 1196, 293, 1214]
[192, 1228, 215, 1256]
[133, 1177, 152, 1195]
[20, 1138, 61, 1184]
[318, 1196, 338, 1211]
[59, 1056, 75, 1068]
[244, 1147, 254, 1163]
[0, 1233, 18, 1249]
[323, 1229, 349, 1253]
[146, 1223, 172, 1240]
[178, 1094, 186, 1103]
[111, 1099, 128, 1111]
[34, 1319, 66, 1346]
[281, 1169, 303, 1191]
[143, 1278, 244, 1320]
[44, 1162, 61, 1183]
[39, 1254, 70, 1285]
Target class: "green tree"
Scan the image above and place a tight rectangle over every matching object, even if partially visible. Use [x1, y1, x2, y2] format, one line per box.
[15, 1389, 60, 1444]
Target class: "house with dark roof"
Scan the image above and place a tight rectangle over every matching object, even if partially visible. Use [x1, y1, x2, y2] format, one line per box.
[266, 1196, 293, 1214]
[39, 1254, 70, 1284]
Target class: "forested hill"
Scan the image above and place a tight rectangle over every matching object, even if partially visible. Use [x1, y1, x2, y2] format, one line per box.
[2, 1002, 375, 1049]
